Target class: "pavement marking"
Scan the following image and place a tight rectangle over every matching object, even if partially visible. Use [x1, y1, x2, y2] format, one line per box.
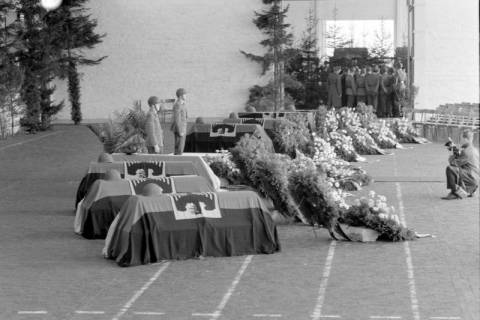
[17, 311, 48, 314]
[0, 131, 63, 151]
[310, 241, 337, 320]
[111, 261, 170, 320]
[132, 311, 165, 315]
[252, 314, 283, 318]
[75, 311, 105, 314]
[317, 316, 341, 318]
[192, 313, 218, 317]
[429, 317, 461, 320]
[395, 182, 421, 320]
[370, 317, 402, 319]
[206, 255, 253, 320]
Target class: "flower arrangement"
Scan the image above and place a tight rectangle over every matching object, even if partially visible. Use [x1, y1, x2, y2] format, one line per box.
[204, 151, 244, 185]
[368, 120, 402, 149]
[311, 134, 371, 190]
[390, 118, 424, 143]
[338, 191, 416, 241]
[271, 119, 313, 157]
[230, 134, 301, 220]
[346, 125, 385, 155]
[288, 154, 341, 228]
[328, 130, 360, 162]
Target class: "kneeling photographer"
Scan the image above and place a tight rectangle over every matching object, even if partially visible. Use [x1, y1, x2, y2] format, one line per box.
[442, 130, 479, 200]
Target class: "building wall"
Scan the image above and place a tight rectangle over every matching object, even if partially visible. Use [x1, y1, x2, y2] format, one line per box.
[413, 0, 479, 109]
[54, 0, 268, 121]
[53, 0, 478, 120]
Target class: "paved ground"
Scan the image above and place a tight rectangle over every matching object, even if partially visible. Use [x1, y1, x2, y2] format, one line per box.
[0, 125, 478, 320]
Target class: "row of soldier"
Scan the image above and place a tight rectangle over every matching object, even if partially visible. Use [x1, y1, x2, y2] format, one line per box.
[325, 63, 407, 118]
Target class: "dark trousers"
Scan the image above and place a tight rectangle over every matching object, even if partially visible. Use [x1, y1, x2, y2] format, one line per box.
[446, 165, 461, 191]
[378, 93, 386, 118]
[356, 95, 366, 104]
[366, 93, 378, 112]
[174, 133, 186, 155]
[346, 95, 355, 108]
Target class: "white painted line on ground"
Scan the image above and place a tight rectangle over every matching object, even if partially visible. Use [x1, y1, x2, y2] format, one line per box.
[317, 316, 341, 318]
[395, 182, 421, 320]
[192, 313, 218, 317]
[111, 261, 170, 320]
[75, 311, 105, 314]
[430, 317, 461, 320]
[370, 316, 402, 319]
[0, 131, 63, 151]
[206, 255, 253, 320]
[17, 311, 48, 314]
[132, 311, 165, 315]
[310, 241, 337, 320]
[252, 314, 283, 318]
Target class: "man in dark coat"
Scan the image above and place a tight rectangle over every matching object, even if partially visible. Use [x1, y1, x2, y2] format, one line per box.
[327, 66, 342, 109]
[365, 66, 380, 113]
[171, 88, 188, 155]
[442, 130, 479, 199]
[345, 67, 357, 108]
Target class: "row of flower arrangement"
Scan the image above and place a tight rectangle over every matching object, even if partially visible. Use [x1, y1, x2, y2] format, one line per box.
[204, 105, 428, 242]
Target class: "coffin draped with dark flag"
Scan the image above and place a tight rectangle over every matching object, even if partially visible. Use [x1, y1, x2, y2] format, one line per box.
[103, 190, 280, 267]
[75, 176, 215, 239]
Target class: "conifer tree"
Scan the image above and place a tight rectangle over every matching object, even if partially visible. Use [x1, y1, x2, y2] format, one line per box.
[0, 0, 23, 135]
[241, 0, 293, 111]
[51, 0, 106, 125]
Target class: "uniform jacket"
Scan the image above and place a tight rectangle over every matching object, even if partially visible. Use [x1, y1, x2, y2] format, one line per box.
[381, 74, 395, 94]
[327, 72, 342, 107]
[171, 100, 188, 136]
[355, 74, 366, 96]
[145, 109, 163, 147]
[365, 73, 380, 95]
[345, 74, 356, 96]
[449, 142, 479, 193]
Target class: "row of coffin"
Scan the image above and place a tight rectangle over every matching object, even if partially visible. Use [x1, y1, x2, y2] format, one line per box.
[74, 154, 280, 267]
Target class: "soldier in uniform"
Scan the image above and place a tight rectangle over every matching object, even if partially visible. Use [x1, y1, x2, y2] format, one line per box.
[365, 66, 380, 113]
[145, 96, 164, 154]
[442, 130, 479, 199]
[327, 66, 342, 109]
[345, 67, 357, 108]
[171, 88, 188, 155]
[355, 67, 367, 104]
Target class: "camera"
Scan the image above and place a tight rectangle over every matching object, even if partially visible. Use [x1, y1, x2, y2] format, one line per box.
[445, 137, 460, 156]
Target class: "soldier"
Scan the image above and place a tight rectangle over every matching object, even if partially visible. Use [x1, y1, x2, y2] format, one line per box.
[365, 66, 380, 113]
[345, 67, 357, 108]
[355, 67, 367, 104]
[327, 66, 342, 109]
[442, 130, 479, 200]
[145, 96, 164, 154]
[171, 88, 188, 155]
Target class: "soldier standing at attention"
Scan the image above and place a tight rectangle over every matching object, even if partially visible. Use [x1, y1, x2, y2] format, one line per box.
[365, 65, 380, 114]
[345, 67, 357, 108]
[171, 88, 188, 155]
[145, 96, 164, 154]
[355, 67, 367, 104]
[327, 66, 342, 109]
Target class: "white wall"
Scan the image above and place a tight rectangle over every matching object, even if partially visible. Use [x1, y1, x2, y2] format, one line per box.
[413, 0, 479, 109]
[54, 0, 267, 121]
[53, 0, 479, 120]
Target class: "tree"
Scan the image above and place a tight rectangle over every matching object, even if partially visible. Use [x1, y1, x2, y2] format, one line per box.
[49, 0, 106, 125]
[284, 7, 322, 109]
[370, 18, 393, 59]
[0, 0, 23, 137]
[324, 6, 352, 54]
[241, 0, 294, 111]
[15, 0, 64, 131]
